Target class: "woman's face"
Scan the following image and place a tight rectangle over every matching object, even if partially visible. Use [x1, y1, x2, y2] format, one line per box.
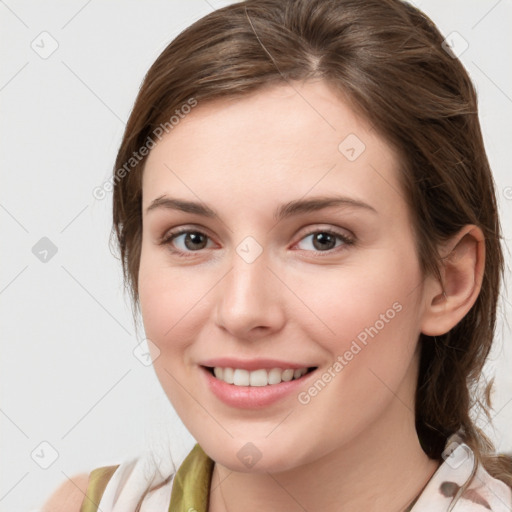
[138, 80, 430, 472]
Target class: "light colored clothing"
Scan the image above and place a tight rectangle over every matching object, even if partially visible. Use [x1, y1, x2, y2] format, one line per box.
[79, 434, 512, 511]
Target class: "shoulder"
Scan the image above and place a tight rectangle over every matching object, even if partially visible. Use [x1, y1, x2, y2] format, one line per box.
[39, 446, 187, 512]
[40, 472, 90, 512]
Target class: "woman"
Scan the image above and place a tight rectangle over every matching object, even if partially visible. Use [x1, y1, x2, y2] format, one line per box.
[43, 0, 512, 510]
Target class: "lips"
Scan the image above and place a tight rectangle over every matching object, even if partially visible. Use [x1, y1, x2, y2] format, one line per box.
[198, 357, 319, 408]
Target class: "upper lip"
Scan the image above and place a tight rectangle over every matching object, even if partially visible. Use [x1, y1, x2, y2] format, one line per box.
[199, 357, 316, 371]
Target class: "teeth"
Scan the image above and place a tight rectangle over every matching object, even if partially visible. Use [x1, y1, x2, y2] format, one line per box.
[233, 369, 250, 386]
[211, 367, 309, 386]
[223, 367, 234, 384]
[249, 369, 267, 387]
[268, 368, 282, 385]
[293, 368, 303, 379]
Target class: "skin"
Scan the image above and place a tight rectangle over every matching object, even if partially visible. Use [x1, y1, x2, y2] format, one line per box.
[138, 80, 485, 512]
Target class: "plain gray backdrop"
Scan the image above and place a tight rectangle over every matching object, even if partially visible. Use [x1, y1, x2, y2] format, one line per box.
[1, 1, 511, 510]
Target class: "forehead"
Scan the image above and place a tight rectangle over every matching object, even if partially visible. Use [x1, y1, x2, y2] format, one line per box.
[142, 80, 404, 219]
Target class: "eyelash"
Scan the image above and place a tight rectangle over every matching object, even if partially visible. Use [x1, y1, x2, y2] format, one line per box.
[159, 227, 355, 258]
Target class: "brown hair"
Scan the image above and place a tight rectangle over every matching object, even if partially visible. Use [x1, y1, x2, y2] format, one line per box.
[111, 0, 512, 487]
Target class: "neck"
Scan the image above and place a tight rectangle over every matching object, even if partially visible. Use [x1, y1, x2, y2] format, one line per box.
[208, 401, 439, 512]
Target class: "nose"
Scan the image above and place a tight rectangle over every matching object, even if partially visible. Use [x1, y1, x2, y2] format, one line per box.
[214, 245, 286, 340]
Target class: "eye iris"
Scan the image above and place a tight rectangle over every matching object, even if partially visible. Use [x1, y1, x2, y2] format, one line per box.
[313, 232, 336, 251]
[184, 232, 207, 250]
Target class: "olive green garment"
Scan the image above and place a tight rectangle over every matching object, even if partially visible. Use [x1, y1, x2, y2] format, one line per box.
[79, 464, 120, 512]
[79, 443, 214, 512]
[168, 443, 214, 512]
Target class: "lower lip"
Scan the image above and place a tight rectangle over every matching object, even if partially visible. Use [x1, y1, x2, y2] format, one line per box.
[200, 366, 316, 409]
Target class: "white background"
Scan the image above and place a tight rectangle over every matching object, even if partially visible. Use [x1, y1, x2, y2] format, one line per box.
[1, 1, 511, 510]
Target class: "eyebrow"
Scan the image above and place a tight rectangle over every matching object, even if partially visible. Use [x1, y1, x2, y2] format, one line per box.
[145, 194, 377, 221]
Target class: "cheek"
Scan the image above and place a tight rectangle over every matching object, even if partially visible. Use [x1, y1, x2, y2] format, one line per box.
[306, 247, 422, 386]
[138, 254, 209, 412]
[138, 246, 181, 346]
[299, 245, 422, 350]
[138, 247, 216, 359]
[292, 246, 423, 416]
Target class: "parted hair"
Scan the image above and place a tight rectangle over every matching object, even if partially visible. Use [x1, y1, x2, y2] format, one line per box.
[111, 0, 512, 490]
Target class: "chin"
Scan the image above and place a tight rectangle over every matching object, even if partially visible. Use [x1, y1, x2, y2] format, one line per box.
[199, 435, 313, 474]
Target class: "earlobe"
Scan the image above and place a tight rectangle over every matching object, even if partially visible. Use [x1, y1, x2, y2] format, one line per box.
[420, 225, 485, 337]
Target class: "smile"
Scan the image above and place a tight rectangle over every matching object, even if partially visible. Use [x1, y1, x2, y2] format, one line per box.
[207, 366, 316, 386]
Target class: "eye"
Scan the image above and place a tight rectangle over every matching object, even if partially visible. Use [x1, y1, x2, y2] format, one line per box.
[160, 227, 354, 258]
[160, 228, 215, 256]
[294, 229, 354, 254]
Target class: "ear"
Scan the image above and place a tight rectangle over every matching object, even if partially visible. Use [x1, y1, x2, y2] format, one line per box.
[420, 225, 485, 336]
